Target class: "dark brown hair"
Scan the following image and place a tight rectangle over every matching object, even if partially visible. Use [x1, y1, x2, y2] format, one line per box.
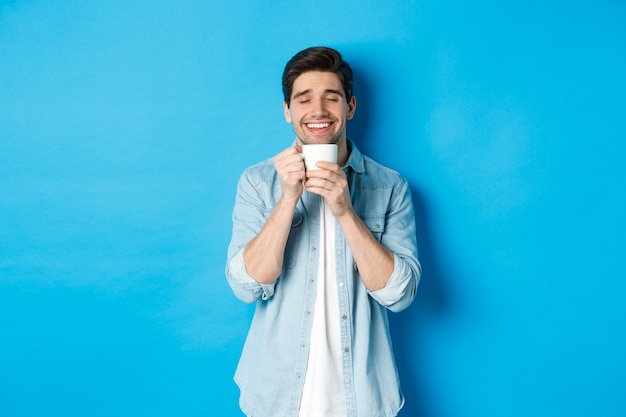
[282, 46, 353, 107]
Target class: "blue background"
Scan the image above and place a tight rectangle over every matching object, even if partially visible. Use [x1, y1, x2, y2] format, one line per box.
[1, 1, 625, 416]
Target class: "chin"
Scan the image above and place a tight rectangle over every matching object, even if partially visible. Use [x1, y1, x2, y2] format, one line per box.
[301, 135, 342, 146]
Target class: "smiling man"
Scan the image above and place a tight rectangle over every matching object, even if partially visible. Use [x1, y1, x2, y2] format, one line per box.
[226, 46, 421, 417]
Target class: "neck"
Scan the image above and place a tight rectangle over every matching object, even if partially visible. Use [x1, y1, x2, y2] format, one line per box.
[337, 138, 350, 166]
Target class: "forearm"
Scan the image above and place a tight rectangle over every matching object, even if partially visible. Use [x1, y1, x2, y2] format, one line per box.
[243, 195, 299, 284]
[337, 209, 395, 291]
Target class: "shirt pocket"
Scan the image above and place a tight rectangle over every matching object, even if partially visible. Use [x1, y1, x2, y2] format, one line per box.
[283, 210, 304, 269]
[361, 215, 386, 242]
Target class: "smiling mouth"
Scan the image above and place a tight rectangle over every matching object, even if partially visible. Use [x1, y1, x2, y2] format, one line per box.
[305, 122, 332, 133]
[306, 122, 332, 129]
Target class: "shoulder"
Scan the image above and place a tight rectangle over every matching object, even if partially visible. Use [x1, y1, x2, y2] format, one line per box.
[360, 155, 408, 189]
[239, 156, 277, 187]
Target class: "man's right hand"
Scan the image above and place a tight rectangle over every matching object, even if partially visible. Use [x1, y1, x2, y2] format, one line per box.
[274, 146, 306, 200]
[243, 145, 305, 284]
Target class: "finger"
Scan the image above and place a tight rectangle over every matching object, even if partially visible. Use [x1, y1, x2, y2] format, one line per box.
[276, 151, 305, 172]
[304, 178, 339, 195]
[280, 161, 306, 183]
[315, 161, 341, 172]
[305, 167, 341, 183]
[275, 146, 303, 164]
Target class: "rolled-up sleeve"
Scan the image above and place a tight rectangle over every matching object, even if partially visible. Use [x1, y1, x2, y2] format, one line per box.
[226, 248, 277, 303]
[225, 167, 277, 304]
[369, 253, 421, 312]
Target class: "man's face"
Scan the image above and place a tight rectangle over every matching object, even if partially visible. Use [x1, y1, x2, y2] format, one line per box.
[283, 71, 356, 146]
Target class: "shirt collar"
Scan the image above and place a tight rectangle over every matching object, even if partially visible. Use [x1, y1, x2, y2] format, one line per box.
[344, 139, 365, 174]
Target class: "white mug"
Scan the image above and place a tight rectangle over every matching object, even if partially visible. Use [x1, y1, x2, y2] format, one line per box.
[300, 144, 338, 171]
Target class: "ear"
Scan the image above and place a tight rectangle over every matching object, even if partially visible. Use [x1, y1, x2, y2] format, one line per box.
[283, 101, 292, 123]
[346, 96, 357, 120]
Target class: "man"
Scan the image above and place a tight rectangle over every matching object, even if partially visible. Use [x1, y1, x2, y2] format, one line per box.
[226, 46, 421, 417]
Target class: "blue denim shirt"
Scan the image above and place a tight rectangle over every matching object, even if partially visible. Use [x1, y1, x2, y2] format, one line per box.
[226, 141, 421, 417]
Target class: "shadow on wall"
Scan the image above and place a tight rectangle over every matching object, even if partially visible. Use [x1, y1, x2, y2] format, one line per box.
[349, 57, 450, 417]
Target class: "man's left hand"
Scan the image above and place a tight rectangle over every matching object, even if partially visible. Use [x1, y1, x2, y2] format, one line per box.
[303, 162, 353, 218]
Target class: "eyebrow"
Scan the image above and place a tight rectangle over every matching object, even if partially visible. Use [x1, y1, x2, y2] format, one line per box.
[292, 88, 344, 100]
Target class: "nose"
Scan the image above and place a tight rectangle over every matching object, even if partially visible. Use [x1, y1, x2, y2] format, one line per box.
[310, 98, 328, 117]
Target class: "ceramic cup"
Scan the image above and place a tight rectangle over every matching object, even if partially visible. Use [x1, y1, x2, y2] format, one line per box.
[300, 144, 338, 171]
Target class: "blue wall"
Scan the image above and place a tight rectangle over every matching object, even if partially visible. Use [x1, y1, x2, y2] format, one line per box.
[1, 1, 625, 416]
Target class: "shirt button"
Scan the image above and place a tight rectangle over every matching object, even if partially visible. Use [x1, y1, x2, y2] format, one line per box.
[342, 315, 347, 320]
[312, 214, 317, 220]
[375, 223, 381, 229]
[345, 378, 351, 384]
[337, 250, 342, 255]
[338, 282, 344, 287]
[344, 347, 350, 353]
[312, 246, 316, 251]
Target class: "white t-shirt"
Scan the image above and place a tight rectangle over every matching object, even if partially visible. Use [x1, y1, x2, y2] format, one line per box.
[299, 199, 346, 417]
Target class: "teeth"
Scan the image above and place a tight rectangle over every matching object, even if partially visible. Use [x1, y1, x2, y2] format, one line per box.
[307, 122, 330, 129]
